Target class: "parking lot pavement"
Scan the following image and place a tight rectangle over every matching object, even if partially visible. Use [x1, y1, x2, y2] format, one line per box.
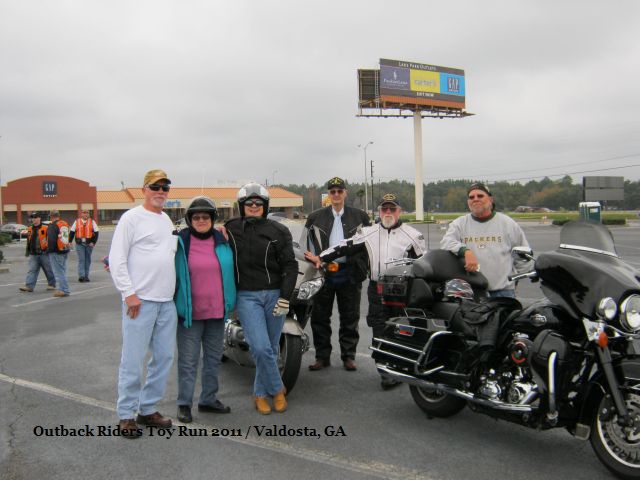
[0, 226, 633, 480]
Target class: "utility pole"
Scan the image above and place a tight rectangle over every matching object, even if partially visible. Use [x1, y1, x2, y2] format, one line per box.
[357, 141, 373, 215]
[370, 160, 375, 218]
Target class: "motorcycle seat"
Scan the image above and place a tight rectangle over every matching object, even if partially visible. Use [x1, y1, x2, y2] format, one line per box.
[413, 250, 489, 291]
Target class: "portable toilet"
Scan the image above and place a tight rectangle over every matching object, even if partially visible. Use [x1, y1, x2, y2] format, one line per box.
[579, 201, 601, 222]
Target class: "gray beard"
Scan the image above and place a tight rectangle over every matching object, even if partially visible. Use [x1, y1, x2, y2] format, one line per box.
[381, 216, 396, 229]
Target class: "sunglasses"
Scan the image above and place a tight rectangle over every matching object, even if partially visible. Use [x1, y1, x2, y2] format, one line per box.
[191, 214, 211, 222]
[329, 189, 344, 195]
[380, 206, 398, 212]
[468, 194, 486, 200]
[245, 199, 264, 207]
[147, 183, 170, 192]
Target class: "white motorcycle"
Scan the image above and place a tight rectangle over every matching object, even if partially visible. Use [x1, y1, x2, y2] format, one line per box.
[222, 240, 324, 393]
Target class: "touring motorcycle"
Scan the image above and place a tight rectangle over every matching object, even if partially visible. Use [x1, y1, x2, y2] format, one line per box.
[372, 221, 640, 479]
[222, 230, 324, 393]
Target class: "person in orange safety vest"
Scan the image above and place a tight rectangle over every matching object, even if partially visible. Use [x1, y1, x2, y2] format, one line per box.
[69, 209, 100, 282]
[19, 212, 56, 293]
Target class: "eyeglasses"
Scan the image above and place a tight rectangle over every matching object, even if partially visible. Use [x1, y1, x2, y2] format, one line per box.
[468, 194, 486, 200]
[329, 189, 344, 195]
[245, 199, 264, 207]
[191, 214, 211, 222]
[147, 183, 170, 192]
[380, 206, 398, 212]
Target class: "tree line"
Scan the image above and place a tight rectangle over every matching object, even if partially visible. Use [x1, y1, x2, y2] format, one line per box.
[279, 176, 640, 213]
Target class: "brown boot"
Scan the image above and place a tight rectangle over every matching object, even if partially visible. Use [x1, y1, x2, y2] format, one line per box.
[273, 389, 287, 413]
[255, 396, 271, 415]
[308, 358, 330, 371]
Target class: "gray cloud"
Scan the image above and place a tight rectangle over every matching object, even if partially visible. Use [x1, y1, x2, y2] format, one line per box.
[1, 0, 639, 190]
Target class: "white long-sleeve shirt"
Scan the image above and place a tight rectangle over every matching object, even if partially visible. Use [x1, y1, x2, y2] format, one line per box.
[108, 205, 177, 301]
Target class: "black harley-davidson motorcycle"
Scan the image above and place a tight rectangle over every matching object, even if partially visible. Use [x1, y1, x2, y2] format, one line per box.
[372, 221, 640, 479]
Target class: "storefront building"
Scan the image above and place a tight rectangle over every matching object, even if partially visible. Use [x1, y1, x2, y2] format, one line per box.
[1, 175, 303, 225]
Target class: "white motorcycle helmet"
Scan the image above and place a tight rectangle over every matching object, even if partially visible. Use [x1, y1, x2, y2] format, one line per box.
[237, 182, 270, 218]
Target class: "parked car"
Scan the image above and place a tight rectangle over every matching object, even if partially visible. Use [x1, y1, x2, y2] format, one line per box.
[0, 223, 28, 240]
[175, 218, 187, 231]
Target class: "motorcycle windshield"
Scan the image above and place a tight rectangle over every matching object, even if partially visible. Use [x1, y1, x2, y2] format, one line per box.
[536, 221, 640, 318]
[559, 221, 618, 257]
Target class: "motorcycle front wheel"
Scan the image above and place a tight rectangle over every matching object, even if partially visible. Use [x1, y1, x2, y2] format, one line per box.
[278, 334, 303, 393]
[590, 392, 640, 479]
[409, 385, 466, 418]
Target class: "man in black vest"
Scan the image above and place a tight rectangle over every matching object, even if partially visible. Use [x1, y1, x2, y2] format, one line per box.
[303, 177, 370, 371]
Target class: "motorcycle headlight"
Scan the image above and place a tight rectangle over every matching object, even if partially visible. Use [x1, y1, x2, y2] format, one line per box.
[620, 294, 640, 332]
[597, 297, 617, 321]
[297, 278, 324, 300]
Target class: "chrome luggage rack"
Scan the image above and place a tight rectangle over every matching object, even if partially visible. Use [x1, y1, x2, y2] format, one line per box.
[370, 309, 454, 376]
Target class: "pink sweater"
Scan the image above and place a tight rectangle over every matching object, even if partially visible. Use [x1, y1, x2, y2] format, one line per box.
[188, 235, 224, 320]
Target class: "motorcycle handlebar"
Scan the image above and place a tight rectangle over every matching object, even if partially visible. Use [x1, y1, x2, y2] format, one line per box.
[508, 271, 538, 282]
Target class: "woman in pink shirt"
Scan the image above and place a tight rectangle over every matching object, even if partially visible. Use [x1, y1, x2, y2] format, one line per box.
[174, 197, 236, 424]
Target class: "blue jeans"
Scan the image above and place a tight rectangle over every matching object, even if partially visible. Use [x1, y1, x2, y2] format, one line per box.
[25, 254, 55, 289]
[48, 253, 69, 294]
[117, 300, 177, 419]
[76, 243, 94, 279]
[236, 290, 284, 397]
[177, 319, 224, 407]
[488, 288, 516, 299]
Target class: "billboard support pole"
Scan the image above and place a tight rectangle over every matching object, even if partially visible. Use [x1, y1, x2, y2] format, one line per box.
[413, 111, 424, 221]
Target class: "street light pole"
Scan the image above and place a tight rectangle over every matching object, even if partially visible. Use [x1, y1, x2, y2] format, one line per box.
[272, 170, 278, 187]
[357, 141, 373, 214]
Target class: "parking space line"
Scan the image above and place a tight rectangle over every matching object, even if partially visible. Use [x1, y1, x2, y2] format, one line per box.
[0, 372, 434, 480]
[10, 285, 110, 307]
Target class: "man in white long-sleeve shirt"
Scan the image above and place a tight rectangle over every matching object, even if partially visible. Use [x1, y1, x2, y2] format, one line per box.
[109, 169, 178, 439]
[440, 183, 531, 298]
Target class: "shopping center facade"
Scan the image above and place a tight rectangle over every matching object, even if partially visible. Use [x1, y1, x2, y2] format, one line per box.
[1, 175, 303, 225]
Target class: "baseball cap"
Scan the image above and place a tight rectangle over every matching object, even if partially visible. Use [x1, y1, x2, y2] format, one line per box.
[378, 193, 401, 207]
[467, 183, 492, 196]
[29, 212, 41, 218]
[327, 177, 346, 190]
[143, 169, 171, 186]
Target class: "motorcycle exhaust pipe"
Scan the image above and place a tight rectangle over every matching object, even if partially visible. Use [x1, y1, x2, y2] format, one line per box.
[546, 352, 559, 426]
[377, 365, 535, 413]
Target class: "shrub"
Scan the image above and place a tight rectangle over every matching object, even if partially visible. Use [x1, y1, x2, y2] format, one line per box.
[602, 218, 626, 226]
[552, 219, 571, 226]
[0, 233, 11, 246]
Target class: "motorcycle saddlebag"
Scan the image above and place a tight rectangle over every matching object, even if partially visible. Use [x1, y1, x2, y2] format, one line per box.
[531, 329, 574, 394]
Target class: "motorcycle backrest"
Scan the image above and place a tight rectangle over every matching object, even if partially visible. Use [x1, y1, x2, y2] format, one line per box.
[412, 249, 489, 291]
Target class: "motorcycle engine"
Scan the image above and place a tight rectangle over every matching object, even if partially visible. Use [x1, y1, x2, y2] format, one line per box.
[477, 333, 539, 405]
[225, 320, 248, 348]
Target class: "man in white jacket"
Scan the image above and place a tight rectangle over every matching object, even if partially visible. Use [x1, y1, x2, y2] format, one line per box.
[440, 183, 531, 298]
[108, 169, 177, 439]
[305, 193, 426, 389]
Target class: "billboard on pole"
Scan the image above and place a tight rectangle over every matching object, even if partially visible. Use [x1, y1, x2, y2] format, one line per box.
[378, 58, 465, 110]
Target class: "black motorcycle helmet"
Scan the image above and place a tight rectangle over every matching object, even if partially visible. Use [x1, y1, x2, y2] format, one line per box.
[237, 182, 270, 218]
[185, 196, 218, 228]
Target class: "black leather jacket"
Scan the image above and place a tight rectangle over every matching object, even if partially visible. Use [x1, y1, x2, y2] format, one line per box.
[303, 205, 371, 282]
[225, 216, 298, 299]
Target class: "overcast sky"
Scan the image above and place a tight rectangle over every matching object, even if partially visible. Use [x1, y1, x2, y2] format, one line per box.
[1, 0, 639, 190]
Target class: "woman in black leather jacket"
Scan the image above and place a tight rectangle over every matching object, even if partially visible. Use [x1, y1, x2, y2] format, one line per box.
[225, 183, 297, 415]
